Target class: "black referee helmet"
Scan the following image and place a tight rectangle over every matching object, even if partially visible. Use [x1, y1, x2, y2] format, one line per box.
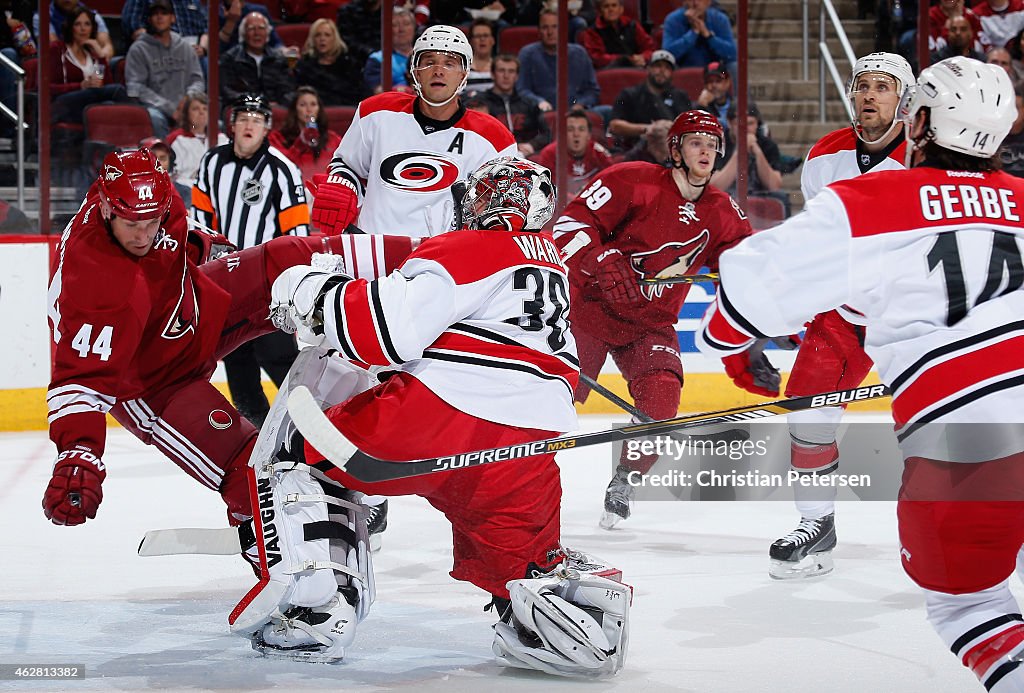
[232, 93, 272, 126]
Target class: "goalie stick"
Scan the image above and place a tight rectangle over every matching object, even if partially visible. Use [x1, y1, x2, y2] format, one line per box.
[289, 383, 890, 483]
[639, 272, 719, 285]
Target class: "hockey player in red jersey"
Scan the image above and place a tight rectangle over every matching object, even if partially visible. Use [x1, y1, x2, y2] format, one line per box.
[698, 57, 1024, 691]
[44, 149, 414, 544]
[769, 52, 916, 580]
[311, 24, 517, 237]
[233, 158, 630, 676]
[551, 109, 759, 529]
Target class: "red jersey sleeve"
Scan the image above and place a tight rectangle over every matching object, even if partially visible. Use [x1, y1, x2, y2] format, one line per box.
[703, 189, 754, 271]
[554, 163, 638, 272]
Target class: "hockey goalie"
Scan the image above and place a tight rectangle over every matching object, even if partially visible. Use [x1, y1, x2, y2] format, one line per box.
[229, 157, 631, 676]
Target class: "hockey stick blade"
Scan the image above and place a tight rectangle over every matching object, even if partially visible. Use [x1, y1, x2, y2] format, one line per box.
[289, 384, 890, 484]
[639, 273, 719, 286]
[138, 528, 241, 556]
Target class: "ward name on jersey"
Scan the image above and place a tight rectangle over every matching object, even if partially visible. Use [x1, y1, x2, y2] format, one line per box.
[326, 92, 517, 237]
[698, 166, 1024, 462]
[319, 228, 579, 432]
[553, 162, 751, 344]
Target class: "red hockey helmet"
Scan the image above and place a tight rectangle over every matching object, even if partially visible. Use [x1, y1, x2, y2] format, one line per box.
[668, 110, 725, 157]
[97, 149, 172, 222]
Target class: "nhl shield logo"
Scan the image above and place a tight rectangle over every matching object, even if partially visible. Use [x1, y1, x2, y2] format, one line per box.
[241, 178, 264, 205]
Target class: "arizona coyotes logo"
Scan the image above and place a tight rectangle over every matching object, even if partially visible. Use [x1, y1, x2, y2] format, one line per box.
[380, 152, 460, 192]
[629, 231, 710, 300]
[162, 262, 199, 339]
[678, 202, 700, 224]
[104, 165, 123, 181]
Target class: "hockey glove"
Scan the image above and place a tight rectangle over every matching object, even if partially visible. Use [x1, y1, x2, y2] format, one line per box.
[770, 334, 802, 351]
[270, 254, 351, 339]
[581, 247, 643, 308]
[186, 227, 236, 265]
[310, 174, 359, 236]
[42, 447, 106, 526]
[722, 339, 781, 397]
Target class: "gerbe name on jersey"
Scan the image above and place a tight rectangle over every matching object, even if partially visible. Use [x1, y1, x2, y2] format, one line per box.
[919, 183, 1020, 221]
[511, 235, 566, 269]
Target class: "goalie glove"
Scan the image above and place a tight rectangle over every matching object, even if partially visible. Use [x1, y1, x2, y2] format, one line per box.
[42, 447, 106, 526]
[269, 253, 351, 341]
[493, 565, 630, 678]
[310, 173, 359, 236]
[580, 247, 643, 309]
[722, 339, 781, 397]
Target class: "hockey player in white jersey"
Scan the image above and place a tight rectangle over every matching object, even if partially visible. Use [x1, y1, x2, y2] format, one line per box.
[770, 52, 916, 579]
[697, 57, 1024, 691]
[310, 25, 518, 237]
[233, 158, 630, 676]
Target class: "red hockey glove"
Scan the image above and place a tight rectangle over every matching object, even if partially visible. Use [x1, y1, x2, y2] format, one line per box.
[310, 174, 359, 236]
[186, 227, 236, 265]
[42, 447, 106, 526]
[581, 247, 643, 308]
[722, 340, 781, 398]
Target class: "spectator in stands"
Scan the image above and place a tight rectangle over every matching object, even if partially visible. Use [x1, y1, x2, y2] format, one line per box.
[122, 0, 208, 58]
[661, 0, 737, 71]
[50, 6, 127, 126]
[363, 6, 415, 93]
[973, 0, 1024, 53]
[220, 11, 296, 106]
[268, 85, 341, 181]
[534, 109, 612, 197]
[875, 0, 918, 54]
[517, 9, 601, 111]
[466, 18, 496, 94]
[987, 47, 1024, 135]
[608, 49, 691, 150]
[517, 0, 595, 42]
[930, 15, 985, 63]
[622, 117, 671, 166]
[999, 81, 1024, 177]
[293, 19, 365, 106]
[579, 0, 654, 69]
[1008, 28, 1024, 75]
[165, 92, 229, 189]
[711, 102, 787, 215]
[990, 45, 1023, 82]
[694, 60, 732, 127]
[140, 136, 192, 203]
[125, 0, 205, 138]
[35, 0, 113, 60]
[336, 0, 428, 62]
[926, 0, 981, 52]
[216, 0, 281, 52]
[479, 54, 551, 157]
[431, 0, 513, 29]
[0, 10, 33, 138]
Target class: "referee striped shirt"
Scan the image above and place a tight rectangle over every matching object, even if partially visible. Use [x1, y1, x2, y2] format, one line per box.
[191, 141, 310, 249]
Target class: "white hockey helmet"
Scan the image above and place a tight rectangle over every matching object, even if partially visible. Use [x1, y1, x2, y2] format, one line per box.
[411, 25, 473, 107]
[457, 157, 555, 233]
[900, 56, 1015, 158]
[847, 52, 916, 144]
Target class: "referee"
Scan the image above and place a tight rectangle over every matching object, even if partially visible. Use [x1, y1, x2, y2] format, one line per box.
[192, 93, 310, 427]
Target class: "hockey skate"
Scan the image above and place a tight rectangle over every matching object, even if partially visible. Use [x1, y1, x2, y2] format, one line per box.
[768, 514, 836, 579]
[600, 465, 634, 530]
[365, 498, 388, 553]
[252, 588, 359, 663]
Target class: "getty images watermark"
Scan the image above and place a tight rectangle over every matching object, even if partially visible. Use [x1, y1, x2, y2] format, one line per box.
[611, 423, 904, 502]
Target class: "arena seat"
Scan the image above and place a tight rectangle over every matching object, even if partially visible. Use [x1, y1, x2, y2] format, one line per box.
[745, 195, 788, 230]
[325, 105, 356, 136]
[596, 67, 646, 106]
[672, 66, 704, 100]
[276, 22, 311, 48]
[497, 26, 537, 56]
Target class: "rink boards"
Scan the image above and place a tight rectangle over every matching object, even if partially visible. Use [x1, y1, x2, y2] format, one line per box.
[0, 236, 886, 432]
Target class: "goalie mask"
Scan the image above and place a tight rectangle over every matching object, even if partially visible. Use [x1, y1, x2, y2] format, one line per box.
[97, 149, 172, 222]
[456, 157, 555, 233]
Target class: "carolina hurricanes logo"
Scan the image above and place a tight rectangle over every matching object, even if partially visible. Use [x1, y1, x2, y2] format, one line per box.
[629, 231, 710, 300]
[379, 152, 460, 192]
[162, 261, 199, 339]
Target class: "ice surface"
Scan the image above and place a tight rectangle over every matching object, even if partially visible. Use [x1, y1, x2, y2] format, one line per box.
[0, 415, 989, 692]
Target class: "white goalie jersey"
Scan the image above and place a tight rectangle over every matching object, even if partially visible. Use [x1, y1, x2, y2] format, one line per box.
[319, 229, 580, 433]
[698, 166, 1024, 462]
[327, 92, 518, 237]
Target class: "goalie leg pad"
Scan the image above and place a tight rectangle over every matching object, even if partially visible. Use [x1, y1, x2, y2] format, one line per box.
[493, 568, 630, 677]
[229, 463, 376, 662]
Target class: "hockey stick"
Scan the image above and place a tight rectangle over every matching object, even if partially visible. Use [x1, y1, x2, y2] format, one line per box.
[138, 528, 240, 556]
[639, 272, 719, 286]
[289, 383, 890, 483]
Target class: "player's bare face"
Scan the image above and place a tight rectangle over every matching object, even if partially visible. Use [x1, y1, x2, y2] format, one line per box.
[232, 113, 269, 158]
[680, 133, 718, 178]
[414, 51, 466, 104]
[111, 216, 161, 257]
[853, 73, 900, 138]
